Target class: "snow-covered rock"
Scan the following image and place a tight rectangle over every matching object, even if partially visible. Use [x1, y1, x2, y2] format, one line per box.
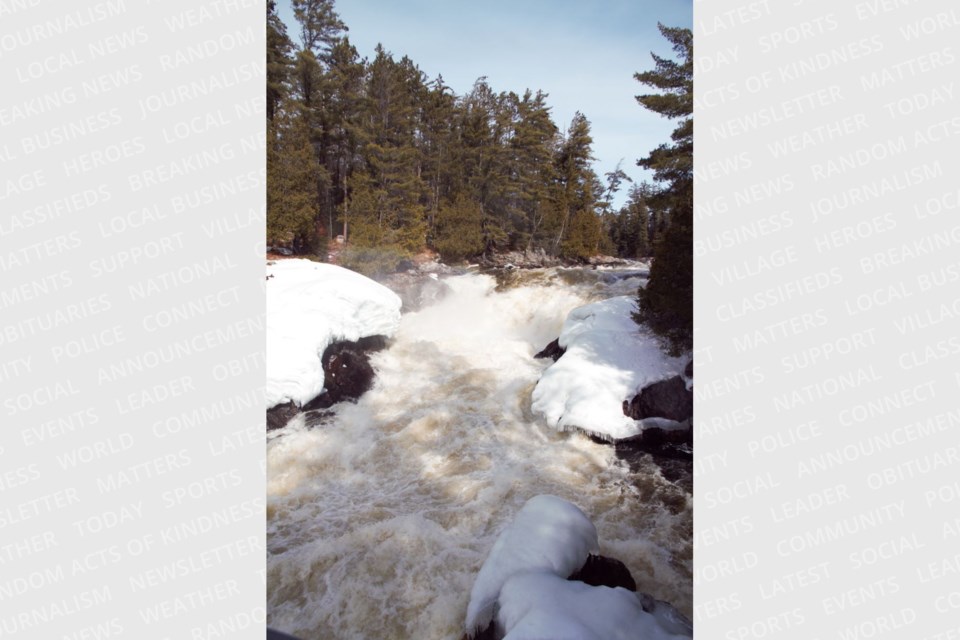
[465, 496, 599, 637]
[465, 495, 691, 640]
[568, 554, 636, 591]
[531, 296, 685, 441]
[266, 259, 402, 409]
[498, 573, 691, 640]
[623, 376, 692, 423]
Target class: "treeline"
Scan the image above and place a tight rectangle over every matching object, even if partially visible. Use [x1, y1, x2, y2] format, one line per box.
[266, 0, 668, 271]
[268, 1, 692, 354]
[632, 25, 693, 354]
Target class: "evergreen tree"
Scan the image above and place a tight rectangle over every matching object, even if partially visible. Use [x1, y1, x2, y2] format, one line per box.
[324, 37, 366, 242]
[420, 75, 458, 239]
[508, 90, 558, 250]
[343, 47, 428, 273]
[266, 1, 293, 122]
[552, 112, 601, 260]
[433, 193, 485, 262]
[598, 163, 631, 218]
[598, 163, 632, 257]
[288, 0, 348, 245]
[267, 101, 324, 251]
[455, 78, 511, 253]
[616, 184, 651, 259]
[291, 0, 347, 59]
[266, 0, 642, 266]
[632, 24, 693, 354]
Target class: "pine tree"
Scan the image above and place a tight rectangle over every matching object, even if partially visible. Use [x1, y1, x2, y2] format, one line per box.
[633, 24, 693, 354]
[291, 0, 347, 59]
[324, 37, 366, 242]
[598, 163, 632, 257]
[343, 46, 428, 273]
[420, 75, 458, 240]
[598, 163, 631, 218]
[288, 0, 348, 245]
[266, 1, 293, 122]
[509, 90, 558, 250]
[621, 184, 651, 259]
[552, 112, 601, 260]
[455, 78, 512, 253]
[434, 193, 485, 261]
[268, 0, 635, 267]
[267, 101, 324, 251]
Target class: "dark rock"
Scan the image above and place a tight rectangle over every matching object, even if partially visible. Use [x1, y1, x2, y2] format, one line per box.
[418, 259, 458, 275]
[618, 375, 694, 471]
[568, 554, 636, 591]
[586, 255, 632, 267]
[464, 623, 497, 640]
[534, 337, 565, 361]
[355, 335, 388, 352]
[267, 402, 299, 431]
[266, 336, 389, 429]
[301, 393, 334, 412]
[480, 248, 562, 270]
[303, 335, 389, 410]
[684, 360, 693, 378]
[634, 422, 692, 447]
[615, 428, 693, 463]
[624, 376, 692, 422]
[303, 409, 335, 428]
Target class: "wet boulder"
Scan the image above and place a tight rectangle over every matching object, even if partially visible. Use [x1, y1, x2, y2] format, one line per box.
[568, 554, 637, 591]
[267, 401, 299, 432]
[481, 248, 561, 269]
[624, 375, 692, 422]
[620, 375, 693, 461]
[323, 344, 376, 401]
[303, 409, 336, 429]
[534, 338, 565, 362]
[302, 336, 388, 411]
[269, 336, 390, 429]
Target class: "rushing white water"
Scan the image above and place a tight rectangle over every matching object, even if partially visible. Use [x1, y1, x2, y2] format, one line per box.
[267, 266, 691, 640]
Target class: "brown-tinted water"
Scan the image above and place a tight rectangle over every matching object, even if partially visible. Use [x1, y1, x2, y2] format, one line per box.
[267, 267, 690, 639]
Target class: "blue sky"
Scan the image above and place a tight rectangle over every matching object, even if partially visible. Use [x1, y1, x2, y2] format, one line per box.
[276, 0, 692, 207]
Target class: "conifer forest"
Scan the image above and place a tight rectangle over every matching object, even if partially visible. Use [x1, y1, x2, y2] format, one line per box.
[266, 0, 692, 351]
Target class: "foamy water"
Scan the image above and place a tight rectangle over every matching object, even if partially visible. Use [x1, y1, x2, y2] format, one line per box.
[267, 267, 691, 639]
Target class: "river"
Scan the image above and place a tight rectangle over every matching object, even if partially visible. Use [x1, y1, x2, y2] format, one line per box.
[266, 265, 692, 639]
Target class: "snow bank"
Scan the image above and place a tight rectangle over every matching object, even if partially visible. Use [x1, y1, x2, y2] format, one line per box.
[465, 495, 599, 636]
[498, 573, 691, 640]
[531, 296, 685, 441]
[266, 259, 402, 409]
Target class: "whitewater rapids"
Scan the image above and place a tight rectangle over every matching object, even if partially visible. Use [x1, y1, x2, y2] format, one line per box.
[267, 266, 691, 639]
